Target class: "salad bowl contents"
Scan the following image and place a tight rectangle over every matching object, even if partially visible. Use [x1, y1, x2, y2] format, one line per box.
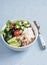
[0, 20, 38, 51]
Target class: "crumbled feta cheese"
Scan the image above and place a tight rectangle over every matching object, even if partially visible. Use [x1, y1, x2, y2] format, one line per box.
[22, 28, 35, 39]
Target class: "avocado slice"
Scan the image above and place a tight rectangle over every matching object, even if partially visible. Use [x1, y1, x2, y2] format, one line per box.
[7, 37, 21, 47]
[7, 37, 17, 43]
[9, 41, 21, 47]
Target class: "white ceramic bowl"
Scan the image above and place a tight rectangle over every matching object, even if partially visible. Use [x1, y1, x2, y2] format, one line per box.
[1, 21, 38, 51]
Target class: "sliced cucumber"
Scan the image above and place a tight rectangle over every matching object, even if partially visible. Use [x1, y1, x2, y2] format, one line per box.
[15, 25, 20, 29]
[23, 21, 28, 24]
[23, 21, 31, 27]
[15, 21, 22, 26]
[20, 30, 23, 33]
[25, 24, 31, 27]
[18, 21, 22, 26]
[20, 26, 24, 30]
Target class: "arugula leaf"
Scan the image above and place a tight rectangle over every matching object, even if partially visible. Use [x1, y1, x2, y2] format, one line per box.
[0, 31, 6, 37]
[6, 20, 11, 27]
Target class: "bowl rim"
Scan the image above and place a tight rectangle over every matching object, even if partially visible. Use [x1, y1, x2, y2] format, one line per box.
[1, 20, 38, 49]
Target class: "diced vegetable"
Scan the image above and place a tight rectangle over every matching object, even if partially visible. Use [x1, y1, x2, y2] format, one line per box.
[20, 26, 24, 30]
[14, 30, 21, 36]
[10, 23, 15, 28]
[23, 21, 28, 24]
[23, 21, 31, 27]
[15, 25, 20, 29]
[15, 21, 22, 26]
[25, 24, 31, 27]
[20, 30, 23, 33]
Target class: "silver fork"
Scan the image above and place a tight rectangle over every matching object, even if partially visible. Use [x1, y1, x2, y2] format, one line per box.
[34, 21, 46, 49]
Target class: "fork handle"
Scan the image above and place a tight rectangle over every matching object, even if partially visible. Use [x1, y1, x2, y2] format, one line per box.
[39, 34, 46, 48]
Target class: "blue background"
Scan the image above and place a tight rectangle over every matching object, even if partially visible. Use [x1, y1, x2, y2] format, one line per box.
[0, 0, 47, 65]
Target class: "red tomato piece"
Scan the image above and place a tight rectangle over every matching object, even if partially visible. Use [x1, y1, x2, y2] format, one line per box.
[10, 23, 15, 28]
[14, 30, 20, 36]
